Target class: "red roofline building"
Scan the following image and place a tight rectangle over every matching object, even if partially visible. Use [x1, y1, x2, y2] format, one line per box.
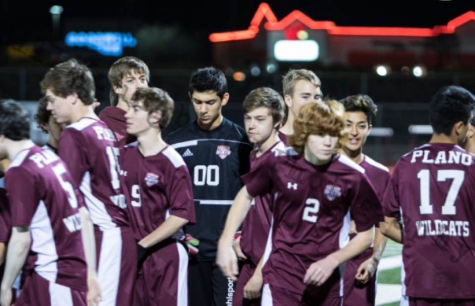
[209, 3, 475, 70]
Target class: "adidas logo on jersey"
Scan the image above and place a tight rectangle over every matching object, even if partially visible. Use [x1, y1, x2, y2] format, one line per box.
[183, 149, 194, 157]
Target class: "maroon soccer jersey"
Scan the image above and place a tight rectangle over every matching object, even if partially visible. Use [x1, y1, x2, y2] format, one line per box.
[242, 150, 382, 297]
[0, 171, 10, 244]
[119, 144, 195, 240]
[240, 141, 286, 266]
[360, 155, 391, 201]
[383, 143, 475, 299]
[59, 118, 129, 230]
[277, 131, 288, 146]
[5, 146, 87, 291]
[99, 106, 136, 147]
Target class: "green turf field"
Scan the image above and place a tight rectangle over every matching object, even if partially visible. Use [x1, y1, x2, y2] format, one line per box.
[376, 240, 403, 305]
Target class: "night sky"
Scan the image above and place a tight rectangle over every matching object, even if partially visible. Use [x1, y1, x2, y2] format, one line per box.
[2, 0, 475, 42]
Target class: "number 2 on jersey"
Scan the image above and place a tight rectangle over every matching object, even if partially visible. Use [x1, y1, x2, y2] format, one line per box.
[302, 198, 320, 223]
[418, 169, 464, 215]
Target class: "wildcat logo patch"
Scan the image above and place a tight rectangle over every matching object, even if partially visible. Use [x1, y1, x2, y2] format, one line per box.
[216, 145, 231, 160]
[324, 185, 341, 201]
[144, 173, 160, 187]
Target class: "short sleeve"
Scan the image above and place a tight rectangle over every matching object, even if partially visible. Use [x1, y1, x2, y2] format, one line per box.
[166, 166, 196, 224]
[58, 128, 89, 188]
[382, 166, 401, 220]
[350, 174, 384, 232]
[241, 155, 275, 198]
[5, 168, 39, 227]
[0, 186, 11, 243]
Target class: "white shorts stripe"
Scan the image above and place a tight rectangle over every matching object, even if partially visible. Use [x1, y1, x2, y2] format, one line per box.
[261, 284, 273, 306]
[49, 281, 73, 306]
[176, 242, 189, 306]
[98, 228, 122, 306]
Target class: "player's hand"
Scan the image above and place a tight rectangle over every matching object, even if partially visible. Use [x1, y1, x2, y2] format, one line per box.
[243, 272, 263, 300]
[216, 242, 239, 281]
[232, 236, 247, 261]
[355, 257, 377, 284]
[0, 287, 13, 306]
[304, 255, 339, 286]
[87, 275, 102, 306]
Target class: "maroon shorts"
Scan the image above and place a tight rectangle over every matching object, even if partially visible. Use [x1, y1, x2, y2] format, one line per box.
[95, 226, 137, 306]
[261, 284, 342, 306]
[343, 247, 376, 306]
[134, 240, 189, 306]
[233, 262, 260, 306]
[16, 273, 86, 306]
[409, 298, 475, 306]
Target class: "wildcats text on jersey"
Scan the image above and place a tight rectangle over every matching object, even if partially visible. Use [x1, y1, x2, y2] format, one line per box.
[416, 219, 469, 237]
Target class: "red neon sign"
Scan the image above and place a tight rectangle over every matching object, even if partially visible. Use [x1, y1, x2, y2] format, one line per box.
[209, 4, 475, 42]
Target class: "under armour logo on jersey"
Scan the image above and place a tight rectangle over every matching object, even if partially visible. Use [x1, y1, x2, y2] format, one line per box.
[324, 185, 341, 201]
[183, 149, 194, 157]
[287, 182, 298, 190]
[144, 173, 160, 187]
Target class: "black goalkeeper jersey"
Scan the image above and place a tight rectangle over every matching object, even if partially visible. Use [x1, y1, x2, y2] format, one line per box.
[166, 118, 252, 260]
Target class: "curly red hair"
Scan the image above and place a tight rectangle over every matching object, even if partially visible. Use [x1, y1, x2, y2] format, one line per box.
[288, 100, 347, 154]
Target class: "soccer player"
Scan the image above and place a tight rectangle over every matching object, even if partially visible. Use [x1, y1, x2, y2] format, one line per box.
[464, 117, 475, 154]
[339, 95, 390, 306]
[222, 87, 286, 306]
[100, 56, 150, 147]
[0, 169, 9, 271]
[0, 100, 100, 306]
[35, 96, 64, 153]
[166, 67, 252, 305]
[219, 101, 382, 305]
[42, 59, 136, 306]
[278, 69, 323, 144]
[381, 86, 475, 305]
[120, 87, 195, 305]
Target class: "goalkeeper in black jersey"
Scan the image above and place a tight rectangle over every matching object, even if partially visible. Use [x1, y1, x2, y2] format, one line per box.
[167, 67, 252, 306]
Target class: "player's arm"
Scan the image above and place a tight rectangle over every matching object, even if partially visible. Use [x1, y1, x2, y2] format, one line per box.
[355, 227, 388, 283]
[243, 253, 265, 299]
[0, 226, 30, 306]
[380, 217, 403, 243]
[79, 207, 102, 306]
[217, 186, 253, 281]
[304, 227, 373, 286]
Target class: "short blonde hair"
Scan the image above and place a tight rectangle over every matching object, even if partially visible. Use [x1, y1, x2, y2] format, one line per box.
[282, 69, 321, 97]
[288, 100, 346, 154]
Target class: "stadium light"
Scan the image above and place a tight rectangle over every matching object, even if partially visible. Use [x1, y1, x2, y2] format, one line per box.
[232, 71, 246, 82]
[266, 63, 277, 74]
[375, 65, 390, 77]
[250, 65, 261, 77]
[50, 5, 64, 38]
[413, 65, 427, 78]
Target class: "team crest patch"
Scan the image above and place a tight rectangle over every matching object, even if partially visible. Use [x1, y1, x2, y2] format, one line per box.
[216, 145, 231, 160]
[324, 185, 341, 201]
[144, 173, 160, 187]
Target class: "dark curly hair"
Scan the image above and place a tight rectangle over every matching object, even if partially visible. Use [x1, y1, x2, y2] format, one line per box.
[188, 67, 227, 99]
[429, 86, 475, 136]
[34, 97, 51, 133]
[340, 94, 377, 125]
[0, 100, 30, 140]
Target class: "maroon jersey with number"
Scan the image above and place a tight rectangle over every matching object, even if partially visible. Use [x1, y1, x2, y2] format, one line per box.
[119, 143, 195, 240]
[59, 117, 129, 230]
[383, 143, 475, 299]
[0, 171, 10, 244]
[240, 141, 286, 266]
[242, 149, 382, 297]
[99, 107, 136, 147]
[5, 146, 87, 291]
